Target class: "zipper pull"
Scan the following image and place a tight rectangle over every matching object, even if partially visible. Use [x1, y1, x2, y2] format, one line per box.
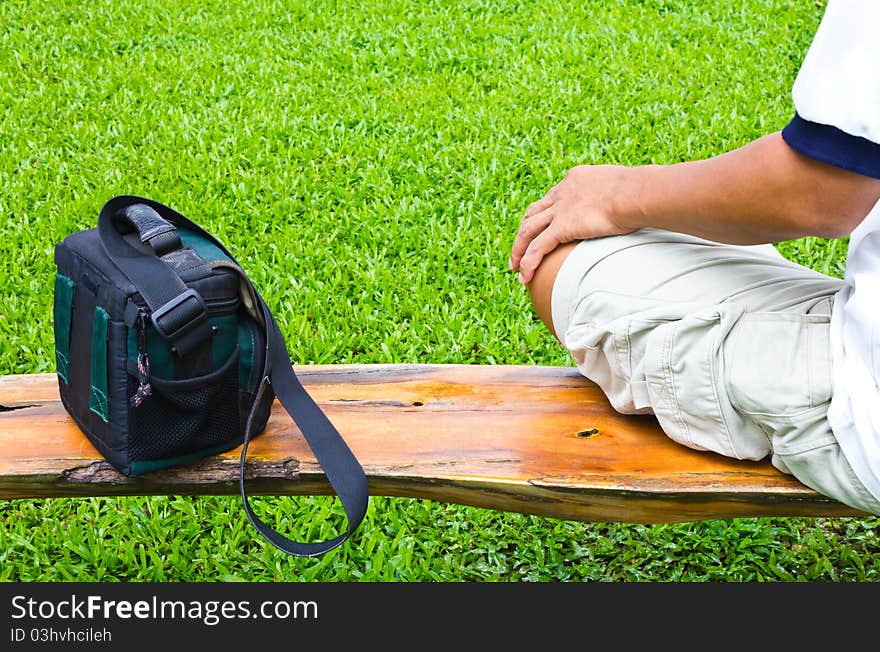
[130, 311, 152, 407]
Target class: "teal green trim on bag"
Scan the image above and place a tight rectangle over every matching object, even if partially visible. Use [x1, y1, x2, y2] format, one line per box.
[127, 310, 239, 380]
[128, 439, 242, 476]
[54, 273, 74, 383]
[210, 314, 237, 372]
[126, 327, 137, 363]
[178, 229, 230, 264]
[145, 321, 173, 379]
[145, 321, 174, 379]
[127, 320, 172, 379]
[129, 315, 254, 388]
[238, 319, 255, 390]
[89, 306, 110, 422]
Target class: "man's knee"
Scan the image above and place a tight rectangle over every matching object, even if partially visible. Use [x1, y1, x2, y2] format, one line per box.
[525, 242, 579, 342]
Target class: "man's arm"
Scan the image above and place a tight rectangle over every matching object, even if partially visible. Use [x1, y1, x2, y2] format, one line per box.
[509, 131, 880, 284]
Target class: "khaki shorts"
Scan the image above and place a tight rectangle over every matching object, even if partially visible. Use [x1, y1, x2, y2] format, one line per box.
[551, 228, 880, 516]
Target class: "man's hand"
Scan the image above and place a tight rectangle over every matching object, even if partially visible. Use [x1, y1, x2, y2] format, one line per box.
[508, 165, 638, 284]
[509, 133, 880, 285]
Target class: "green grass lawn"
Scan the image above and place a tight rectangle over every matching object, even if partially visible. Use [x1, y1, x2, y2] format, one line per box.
[2, 0, 878, 581]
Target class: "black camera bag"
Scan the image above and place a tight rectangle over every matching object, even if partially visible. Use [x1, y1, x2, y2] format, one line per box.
[53, 195, 368, 556]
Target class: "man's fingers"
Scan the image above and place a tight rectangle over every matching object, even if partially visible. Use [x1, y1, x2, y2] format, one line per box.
[523, 195, 553, 221]
[509, 207, 554, 270]
[518, 226, 561, 284]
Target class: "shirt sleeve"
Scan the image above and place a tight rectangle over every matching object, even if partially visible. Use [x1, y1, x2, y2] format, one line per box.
[781, 0, 880, 179]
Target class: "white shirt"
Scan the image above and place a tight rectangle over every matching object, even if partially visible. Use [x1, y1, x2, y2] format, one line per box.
[783, 0, 880, 500]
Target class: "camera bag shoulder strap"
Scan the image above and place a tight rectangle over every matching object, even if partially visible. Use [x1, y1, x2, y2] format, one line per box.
[97, 195, 369, 557]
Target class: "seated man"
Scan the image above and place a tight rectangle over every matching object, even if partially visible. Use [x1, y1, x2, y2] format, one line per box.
[509, 0, 880, 516]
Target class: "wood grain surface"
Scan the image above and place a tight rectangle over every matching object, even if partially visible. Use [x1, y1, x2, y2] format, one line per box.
[0, 365, 864, 522]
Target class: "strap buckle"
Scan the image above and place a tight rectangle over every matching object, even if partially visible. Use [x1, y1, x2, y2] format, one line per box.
[150, 288, 210, 351]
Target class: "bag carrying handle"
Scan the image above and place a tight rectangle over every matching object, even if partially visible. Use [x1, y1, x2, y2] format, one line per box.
[98, 198, 213, 357]
[115, 203, 183, 256]
[97, 195, 369, 557]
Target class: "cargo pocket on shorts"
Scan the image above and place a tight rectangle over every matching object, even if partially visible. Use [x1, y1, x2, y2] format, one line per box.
[564, 290, 706, 415]
[725, 312, 832, 418]
[723, 311, 836, 457]
[642, 304, 770, 460]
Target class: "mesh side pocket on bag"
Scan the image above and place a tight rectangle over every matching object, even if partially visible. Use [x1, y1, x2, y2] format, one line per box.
[128, 346, 241, 462]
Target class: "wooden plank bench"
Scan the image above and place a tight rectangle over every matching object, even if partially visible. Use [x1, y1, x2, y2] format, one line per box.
[0, 364, 866, 522]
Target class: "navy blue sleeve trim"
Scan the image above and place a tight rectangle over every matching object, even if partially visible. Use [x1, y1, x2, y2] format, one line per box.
[782, 113, 880, 179]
